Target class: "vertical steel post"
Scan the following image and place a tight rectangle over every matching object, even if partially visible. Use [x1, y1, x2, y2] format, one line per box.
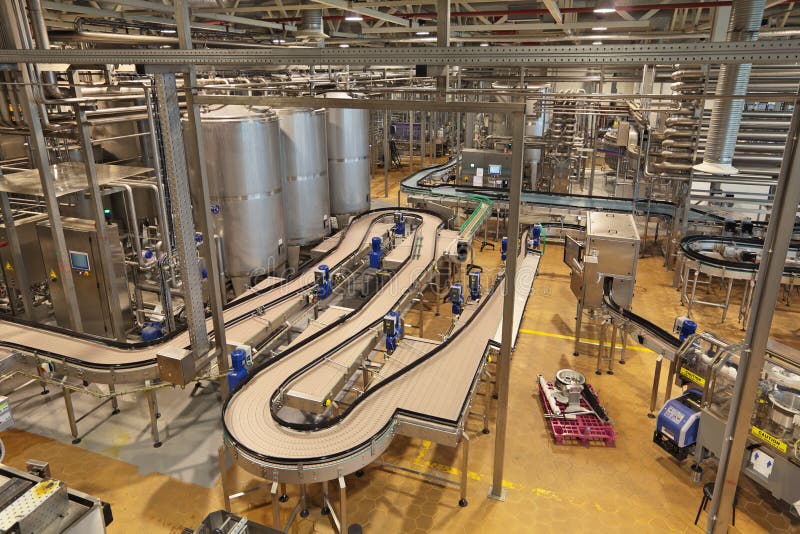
[489, 108, 524, 500]
[0, 189, 34, 319]
[175, 0, 229, 397]
[0, 0, 82, 331]
[62, 387, 80, 444]
[383, 109, 390, 197]
[73, 105, 126, 340]
[708, 103, 800, 534]
[153, 73, 210, 359]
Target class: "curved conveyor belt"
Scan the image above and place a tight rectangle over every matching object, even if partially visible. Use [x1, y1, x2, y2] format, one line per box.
[0, 209, 407, 383]
[400, 158, 724, 223]
[222, 212, 537, 483]
[680, 234, 800, 280]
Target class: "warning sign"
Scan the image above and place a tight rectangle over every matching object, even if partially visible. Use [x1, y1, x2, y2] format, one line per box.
[680, 367, 706, 387]
[751, 426, 788, 453]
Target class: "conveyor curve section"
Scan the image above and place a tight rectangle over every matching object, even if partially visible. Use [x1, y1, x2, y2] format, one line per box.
[0, 209, 403, 382]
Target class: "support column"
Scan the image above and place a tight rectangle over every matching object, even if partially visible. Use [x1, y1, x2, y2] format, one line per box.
[708, 102, 800, 533]
[489, 108, 524, 500]
[0, 0, 82, 331]
[153, 73, 210, 360]
[175, 0, 229, 397]
[0, 190, 34, 319]
[73, 105, 126, 340]
[62, 387, 80, 444]
[383, 109, 390, 198]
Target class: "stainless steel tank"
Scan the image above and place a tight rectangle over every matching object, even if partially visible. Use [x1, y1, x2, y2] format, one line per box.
[319, 92, 370, 223]
[277, 108, 331, 246]
[193, 105, 286, 291]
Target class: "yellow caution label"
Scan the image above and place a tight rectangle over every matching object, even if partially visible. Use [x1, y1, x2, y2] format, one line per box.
[751, 426, 788, 453]
[680, 367, 706, 387]
[4, 262, 11, 272]
[49, 269, 57, 279]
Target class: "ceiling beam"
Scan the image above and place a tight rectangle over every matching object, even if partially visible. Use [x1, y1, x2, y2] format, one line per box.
[307, 0, 410, 26]
[361, 19, 651, 34]
[40, 1, 237, 33]
[542, 0, 563, 25]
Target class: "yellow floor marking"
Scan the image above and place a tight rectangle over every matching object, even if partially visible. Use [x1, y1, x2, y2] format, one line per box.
[519, 328, 655, 353]
[410, 440, 602, 508]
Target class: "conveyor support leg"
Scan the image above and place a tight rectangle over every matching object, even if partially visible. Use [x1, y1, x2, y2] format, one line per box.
[339, 476, 348, 533]
[321, 481, 330, 515]
[63, 387, 80, 444]
[459, 431, 470, 507]
[218, 447, 232, 512]
[109, 383, 120, 415]
[300, 483, 309, 518]
[145, 387, 161, 448]
[648, 356, 663, 418]
[271, 482, 281, 528]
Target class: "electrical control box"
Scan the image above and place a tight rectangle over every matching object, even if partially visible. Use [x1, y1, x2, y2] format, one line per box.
[37, 218, 132, 339]
[157, 347, 195, 387]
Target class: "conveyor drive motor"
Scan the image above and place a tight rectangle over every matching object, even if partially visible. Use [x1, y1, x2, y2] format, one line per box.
[383, 311, 402, 354]
[314, 264, 332, 300]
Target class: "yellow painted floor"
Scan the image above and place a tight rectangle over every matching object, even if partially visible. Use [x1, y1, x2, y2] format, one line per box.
[1, 167, 799, 533]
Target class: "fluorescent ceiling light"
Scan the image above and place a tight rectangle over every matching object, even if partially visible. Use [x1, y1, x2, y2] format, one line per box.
[592, 27, 607, 31]
[594, 8, 615, 13]
[480, 42, 489, 47]
[592, 41, 603, 45]
[339, 43, 350, 47]
[161, 29, 177, 34]
[416, 30, 430, 35]
[594, 0, 616, 13]
[345, 12, 363, 21]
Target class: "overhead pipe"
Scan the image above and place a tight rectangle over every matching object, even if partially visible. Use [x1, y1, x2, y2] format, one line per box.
[694, 0, 768, 175]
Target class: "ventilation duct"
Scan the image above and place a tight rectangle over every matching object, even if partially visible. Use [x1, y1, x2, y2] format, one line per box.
[694, 0, 767, 175]
[296, 8, 328, 41]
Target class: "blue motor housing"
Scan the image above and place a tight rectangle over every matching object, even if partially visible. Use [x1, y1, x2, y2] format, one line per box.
[673, 316, 697, 341]
[315, 264, 332, 300]
[140, 321, 163, 342]
[228, 348, 248, 391]
[532, 224, 542, 250]
[653, 389, 702, 460]
[394, 211, 406, 236]
[450, 283, 464, 315]
[383, 312, 402, 354]
[369, 237, 383, 269]
[468, 272, 481, 301]
[501, 237, 508, 261]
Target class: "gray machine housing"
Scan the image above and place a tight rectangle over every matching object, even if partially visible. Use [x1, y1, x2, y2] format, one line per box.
[37, 217, 132, 339]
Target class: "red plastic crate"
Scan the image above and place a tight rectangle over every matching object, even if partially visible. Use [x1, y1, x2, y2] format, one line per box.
[538, 380, 616, 447]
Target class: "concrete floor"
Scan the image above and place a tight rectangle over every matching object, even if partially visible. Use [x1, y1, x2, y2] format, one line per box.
[0, 162, 798, 533]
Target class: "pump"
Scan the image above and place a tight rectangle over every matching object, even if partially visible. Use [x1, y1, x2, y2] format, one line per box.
[449, 283, 464, 315]
[369, 237, 383, 269]
[315, 264, 332, 300]
[501, 236, 508, 261]
[383, 311, 402, 354]
[394, 211, 406, 236]
[468, 271, 481, 301]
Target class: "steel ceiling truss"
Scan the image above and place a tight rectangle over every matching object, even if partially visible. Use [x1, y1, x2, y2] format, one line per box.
[3, 40, 800, 67]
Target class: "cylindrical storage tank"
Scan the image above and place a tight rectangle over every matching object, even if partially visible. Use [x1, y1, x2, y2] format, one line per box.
[277, 108, 331, 246]
[191, 105, 286, 289]
[319, 92, 370, 223]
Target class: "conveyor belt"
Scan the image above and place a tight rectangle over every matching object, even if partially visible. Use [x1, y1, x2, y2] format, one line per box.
[0, 209, 406, 382]
[400, 158, 723, 223]
[680, 234, 800, 278]
[222, 221, 539, 483]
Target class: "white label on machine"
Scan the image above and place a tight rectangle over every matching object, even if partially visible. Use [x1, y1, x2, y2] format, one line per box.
[751, 449, 774, 478]
[474, 168, 484, 187]
[664, 406, 684, 424]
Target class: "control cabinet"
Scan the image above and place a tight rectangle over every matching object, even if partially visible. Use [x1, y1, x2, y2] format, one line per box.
[37, 218, 132, 339]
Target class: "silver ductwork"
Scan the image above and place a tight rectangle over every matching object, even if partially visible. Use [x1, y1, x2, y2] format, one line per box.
[694, 0, 767, 175]
[296, 8, 328, 40]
